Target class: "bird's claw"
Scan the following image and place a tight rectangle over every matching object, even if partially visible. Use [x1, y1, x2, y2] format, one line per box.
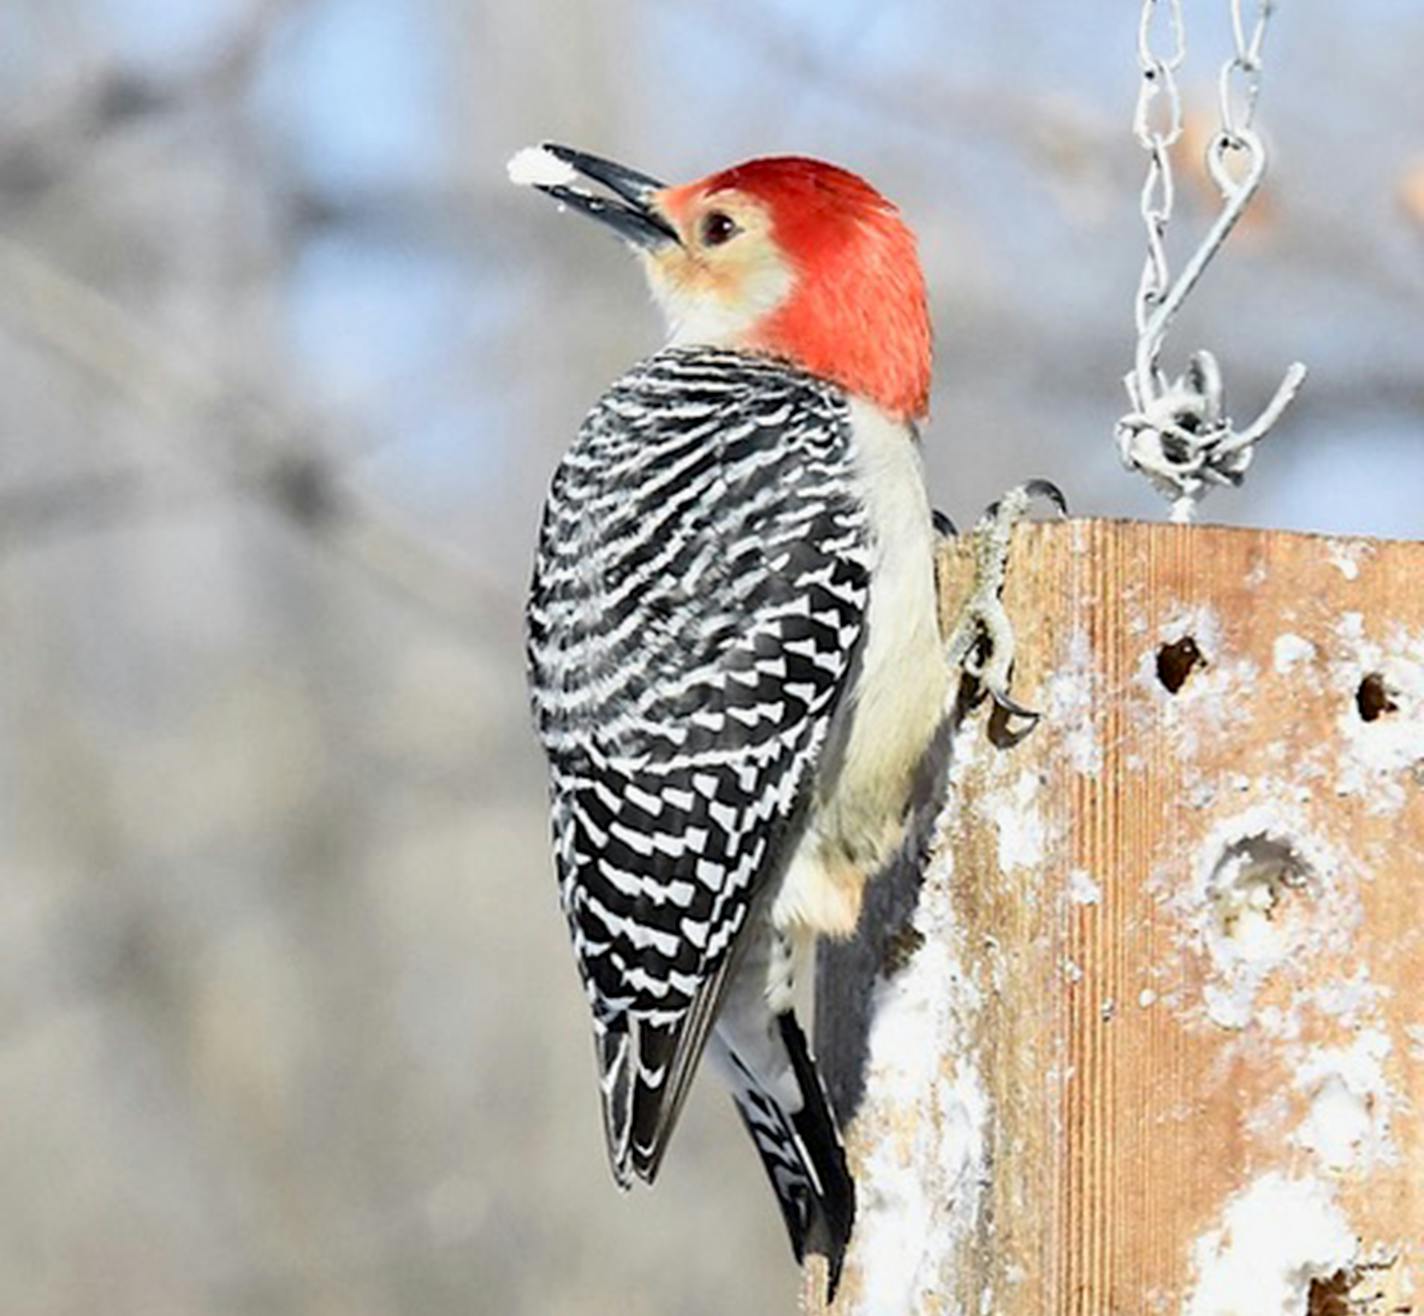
[932, 508, 958, 540]
[985, 683, 1041, 723]
[980, 478, 1069, 524]
[944, 480, 1067, 724]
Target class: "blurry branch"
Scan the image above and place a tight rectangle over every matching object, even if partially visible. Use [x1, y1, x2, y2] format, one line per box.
[0, 0, 304, 201]
[0, 465, 212, 549]
[0, 232, 519, 631]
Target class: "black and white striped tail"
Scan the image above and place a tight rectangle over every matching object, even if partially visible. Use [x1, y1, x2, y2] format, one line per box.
[728, 1013, 855, 1299]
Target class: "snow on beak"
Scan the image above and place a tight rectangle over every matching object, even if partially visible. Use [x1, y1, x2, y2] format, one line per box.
[508, 143, 679, 251]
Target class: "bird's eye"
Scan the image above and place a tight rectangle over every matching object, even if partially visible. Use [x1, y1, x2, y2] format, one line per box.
[700, 211, 739, 247]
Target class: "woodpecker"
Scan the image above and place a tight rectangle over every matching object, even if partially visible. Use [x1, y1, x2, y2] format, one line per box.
[518, 142, 949, 1294]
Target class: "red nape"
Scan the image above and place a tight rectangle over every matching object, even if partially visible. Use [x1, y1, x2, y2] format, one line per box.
[702, 157, 932, 420]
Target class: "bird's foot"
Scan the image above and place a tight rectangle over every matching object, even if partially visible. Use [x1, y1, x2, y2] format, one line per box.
[943, 480, 1067, 723]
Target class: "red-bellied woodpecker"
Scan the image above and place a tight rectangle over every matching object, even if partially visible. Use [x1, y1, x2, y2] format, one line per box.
[517, 142, 956, 1295]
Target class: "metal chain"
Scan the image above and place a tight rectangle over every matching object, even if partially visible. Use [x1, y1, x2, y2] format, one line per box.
[1131, 0, 1186, 343]
[1116, 0, 1307, 522]
[1220, 0, 1270, 146]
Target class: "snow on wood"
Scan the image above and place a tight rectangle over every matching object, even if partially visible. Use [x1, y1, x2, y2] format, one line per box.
[1185, 1173, 1356, 1315]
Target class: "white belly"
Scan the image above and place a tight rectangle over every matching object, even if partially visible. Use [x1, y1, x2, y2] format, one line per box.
[771, 398, 947, 947]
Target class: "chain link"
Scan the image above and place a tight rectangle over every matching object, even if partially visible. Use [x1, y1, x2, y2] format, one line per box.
[1220, 0, 1271, 144]
[1132, 0, 1185, 340]
[1116, 0, 1306, 522]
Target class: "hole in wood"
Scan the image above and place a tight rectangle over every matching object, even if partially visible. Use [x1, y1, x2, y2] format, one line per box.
[1209, 835, 1312, 956]
[1156, 635, 1206, 693]
[1355, 671, 1399, 722]
[1306, 1269, 1355, 1316]
[1314, 1257, 1404, 1314]
[1305, 1260, 1401, 1315]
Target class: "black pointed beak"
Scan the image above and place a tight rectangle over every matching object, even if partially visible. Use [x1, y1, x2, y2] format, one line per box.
[534, 143, 680, 250]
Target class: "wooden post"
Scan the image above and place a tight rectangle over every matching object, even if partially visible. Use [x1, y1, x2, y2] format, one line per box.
[808, 520, 1424, 1315]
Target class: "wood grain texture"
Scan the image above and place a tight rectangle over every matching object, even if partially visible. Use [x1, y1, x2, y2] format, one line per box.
[808, 519, 1424, 1316]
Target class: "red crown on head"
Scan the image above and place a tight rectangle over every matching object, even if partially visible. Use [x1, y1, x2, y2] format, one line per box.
[689, 157, 932, 420]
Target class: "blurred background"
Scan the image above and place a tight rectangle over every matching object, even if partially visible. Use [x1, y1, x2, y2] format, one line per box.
[1, 1, 1420, 1312]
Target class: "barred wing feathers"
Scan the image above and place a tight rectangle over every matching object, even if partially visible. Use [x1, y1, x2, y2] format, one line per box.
[526, 347, 870, 1184]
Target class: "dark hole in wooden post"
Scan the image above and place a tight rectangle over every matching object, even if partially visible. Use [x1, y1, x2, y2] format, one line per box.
[1156, 636, 1205, 693]
[1355, 672, 1398, 722]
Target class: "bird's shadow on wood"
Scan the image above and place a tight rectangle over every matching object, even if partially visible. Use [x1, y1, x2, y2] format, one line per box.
[813, 678, 980, 1125]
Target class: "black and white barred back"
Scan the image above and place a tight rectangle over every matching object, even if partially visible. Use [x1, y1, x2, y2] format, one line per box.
[526, 346, 868, 1277]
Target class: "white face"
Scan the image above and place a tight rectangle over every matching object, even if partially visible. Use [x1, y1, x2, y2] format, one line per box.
[638, 190, 796, 347]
